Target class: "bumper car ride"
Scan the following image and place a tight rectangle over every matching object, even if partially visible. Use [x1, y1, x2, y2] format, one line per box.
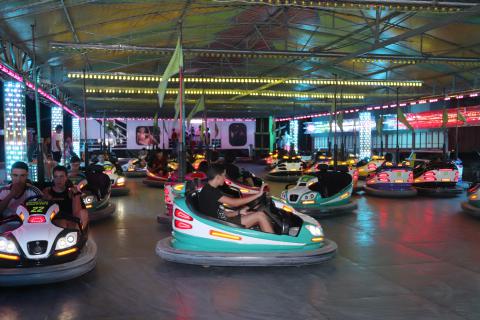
[281, 172, 357, 217]
[265, 157, 304, 182]
[159, 171, 208, 224]
[461, 184, 480, 217]
[156, 192, 336, 266]
[357, 156, 385, 179]
[98, 162, 130, 196]
[143, 169, 169, 187]
[122, 159, 147, 178]
[413, 162, 462, 197]
[364, 165, 417, 198]
[0, 201, 96, 286]
[81, 165, 116, 221]
[82, 192, 116, 222]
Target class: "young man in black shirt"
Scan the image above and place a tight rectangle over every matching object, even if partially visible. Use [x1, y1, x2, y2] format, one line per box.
[43, 166, 88, 229]
[198, 164, 273, 233]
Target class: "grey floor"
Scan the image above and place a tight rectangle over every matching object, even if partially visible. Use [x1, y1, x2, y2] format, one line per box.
[1, 164, 480, 320]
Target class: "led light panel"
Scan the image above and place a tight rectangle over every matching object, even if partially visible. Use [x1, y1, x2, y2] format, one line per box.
[3, 81, 27, 179]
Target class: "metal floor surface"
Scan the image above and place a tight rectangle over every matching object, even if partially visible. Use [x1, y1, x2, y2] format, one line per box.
[1, 164, 480, 320]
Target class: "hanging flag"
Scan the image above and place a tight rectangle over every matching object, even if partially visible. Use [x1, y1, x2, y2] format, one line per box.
[162, 119, 168, 134]
[337, 112, 344, 132]
[157, 38, 183, 109]
[186, 95, 205, 127]
[441, 107, 449, 128]
[153, 112, 159, 135]
[200, 121, 205, 142]
[397, 107, 413, 130]
[457, 109, 467, 123]
[214, 121, 219, 138]
[376, 115, 383, 135]
[172, 90, 182, 122]
[329, 104, 335, 132]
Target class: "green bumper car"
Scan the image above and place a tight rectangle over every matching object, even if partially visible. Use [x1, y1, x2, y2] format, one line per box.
[156, 192, 337, 267]
[280, 171, 357, 217]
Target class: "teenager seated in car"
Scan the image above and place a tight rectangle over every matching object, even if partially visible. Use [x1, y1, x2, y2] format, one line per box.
[0, 161, 43, 219]
[150, 150, 168, 176]
[224, 152, 254, 186]
[68, 156, 87, 185]
[198, 164, 273, 233]
[43, 166, 88, 229]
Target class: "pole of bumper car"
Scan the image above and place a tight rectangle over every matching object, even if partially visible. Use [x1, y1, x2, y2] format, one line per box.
[333, 74, 338, 171]
[83, 69, 89, 166]
[395, 87, 400, 164]
[32, 24, 45, 186]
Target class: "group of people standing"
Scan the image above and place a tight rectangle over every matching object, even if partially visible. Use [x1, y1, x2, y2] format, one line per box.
[27, 125, 77, 181]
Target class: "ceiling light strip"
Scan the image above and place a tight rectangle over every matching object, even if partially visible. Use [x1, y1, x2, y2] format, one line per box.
[68, 72, 422, 87]
[85, 87, 364, 100]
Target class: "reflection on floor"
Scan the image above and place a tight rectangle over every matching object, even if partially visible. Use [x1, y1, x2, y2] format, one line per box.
[1, 164, 479, 320]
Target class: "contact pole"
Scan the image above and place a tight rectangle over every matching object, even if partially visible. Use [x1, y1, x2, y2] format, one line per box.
[396, 87, 400, 163]
[32, 23, 45, 185]
[83, 69, 89, 165]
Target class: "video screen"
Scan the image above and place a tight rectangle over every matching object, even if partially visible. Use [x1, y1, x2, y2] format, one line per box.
[136, 126, 159, 146]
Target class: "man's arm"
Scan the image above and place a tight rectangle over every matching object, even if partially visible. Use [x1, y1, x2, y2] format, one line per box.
[218, 191, 263, 208]
[0, 193, 14, 217]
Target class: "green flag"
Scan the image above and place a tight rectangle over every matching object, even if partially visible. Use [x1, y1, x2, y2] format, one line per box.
[158, 38, 183, 109]
[397, 107, 413, 130]
[442, 107, 449, 128]
[153, 112, 159, 135]
[457, 109, 467, 123]
[337, 112, 344, 132]
[376, 115, 383, 135]
[186, 95, 205, 127]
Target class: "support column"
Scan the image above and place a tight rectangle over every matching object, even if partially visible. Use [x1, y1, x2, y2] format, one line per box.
[289, 120, 299, 153]
[72, 117, 81, 157]
[3, 81, 27, 180]
[359, 112, 372, 159]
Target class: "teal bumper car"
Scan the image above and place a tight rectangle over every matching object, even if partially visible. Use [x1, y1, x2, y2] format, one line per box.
[156, 192, 337, 266]
[280, 171, 357, 217]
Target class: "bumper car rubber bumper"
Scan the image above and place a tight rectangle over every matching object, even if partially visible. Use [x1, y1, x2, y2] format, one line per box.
[156, 236, 336, 267]
[461, 202, 480, 217]
[414, 186, 463, 197]
[0, 238, 97, 287]
[111, 187, 130, 196]
[295, 200, 358, 217]
[364, 185, 417, 198]
[143, 179, 167, 188]
[88, 202, 116, 222]
[124, 171, 147, 178]
[264, 173, 302, 183]
[157, 214, 171, 224]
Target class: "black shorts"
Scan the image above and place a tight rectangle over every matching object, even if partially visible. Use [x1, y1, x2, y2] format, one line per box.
[227, 214, 242, 225]
[52, 151, 62, 162]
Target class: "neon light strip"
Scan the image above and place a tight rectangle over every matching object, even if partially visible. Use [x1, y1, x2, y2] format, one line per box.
[276, 89, 480, 122]
[0, 62, 79, 118]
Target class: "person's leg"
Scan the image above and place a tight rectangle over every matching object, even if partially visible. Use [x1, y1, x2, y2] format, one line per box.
[240, 211, 274, 233]
[77, 208, 89, 229]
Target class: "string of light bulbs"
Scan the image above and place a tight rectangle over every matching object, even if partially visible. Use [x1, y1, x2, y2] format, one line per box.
[68, 72, 422, 87]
